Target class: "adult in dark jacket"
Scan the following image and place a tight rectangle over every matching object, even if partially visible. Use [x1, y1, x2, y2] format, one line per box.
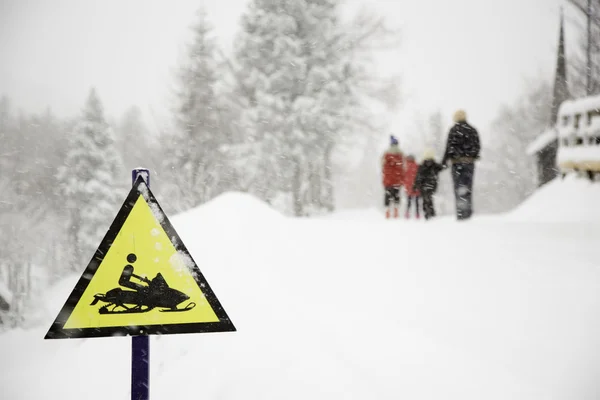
[441, 110, 480, 220]
[413, 149, 443, 220]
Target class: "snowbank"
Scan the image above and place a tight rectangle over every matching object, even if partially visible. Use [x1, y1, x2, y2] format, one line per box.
[3, 186, 600, 400]
[37, 275, 80, 325]
[172, 191, 283, 226]
[506, 175, 600, 222]
[318, 207, 383, 220]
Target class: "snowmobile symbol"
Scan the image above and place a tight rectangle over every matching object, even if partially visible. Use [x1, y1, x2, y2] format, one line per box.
[90, 253, 196, 314]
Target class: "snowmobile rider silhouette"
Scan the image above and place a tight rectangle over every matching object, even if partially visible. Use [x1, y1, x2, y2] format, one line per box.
[119, 253, 150, 293]
[90, 253, 195, 314]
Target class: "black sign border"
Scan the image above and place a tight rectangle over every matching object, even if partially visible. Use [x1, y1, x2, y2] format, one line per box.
[45, 176, 236, 339]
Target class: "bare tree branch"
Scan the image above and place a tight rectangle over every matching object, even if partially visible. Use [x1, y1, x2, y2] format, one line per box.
[347, 11, 401, 52]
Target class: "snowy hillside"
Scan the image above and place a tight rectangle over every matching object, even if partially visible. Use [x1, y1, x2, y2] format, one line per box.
[507, 175, 600, 222]
[2, 180, 600, 400]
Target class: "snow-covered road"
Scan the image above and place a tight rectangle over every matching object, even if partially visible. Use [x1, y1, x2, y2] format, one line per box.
[2, 177, 600, 400]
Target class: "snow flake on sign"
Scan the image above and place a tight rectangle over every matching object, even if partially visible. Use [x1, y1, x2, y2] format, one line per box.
[138, 183, 149, 196]
[170, 235, 182, 248]
[150, 228, 160, 237]
[155, 242, 163, 251]
[146, 198, 165, 224]
[169, 250, 202, 278]
[168, 251, 195, 276]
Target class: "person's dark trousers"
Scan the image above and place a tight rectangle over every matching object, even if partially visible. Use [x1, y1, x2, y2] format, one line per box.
[384, 186, 400, 207]
[406, 195, 420, 218]
[451, 162, 475, 220]
[421, 190, 435, 219]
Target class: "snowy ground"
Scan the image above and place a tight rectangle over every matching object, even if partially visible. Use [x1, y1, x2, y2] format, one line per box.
[2, 176, 600, 400]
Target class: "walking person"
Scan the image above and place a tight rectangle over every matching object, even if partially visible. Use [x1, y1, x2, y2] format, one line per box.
[441, 110, 480, 220]
[413, 149, 444, 220]
[381, 135, 404, 219]
[403, 155, 420, 219]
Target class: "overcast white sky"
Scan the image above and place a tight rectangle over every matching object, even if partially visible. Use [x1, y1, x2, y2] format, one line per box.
[0, 0, 577, 136]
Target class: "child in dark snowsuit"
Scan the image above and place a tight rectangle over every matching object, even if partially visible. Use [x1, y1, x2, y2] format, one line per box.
[413, 149, 444, 220]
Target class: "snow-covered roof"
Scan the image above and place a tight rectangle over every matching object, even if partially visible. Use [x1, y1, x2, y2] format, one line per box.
[526, 128, 557, 155]
[558, 93, 600, 116]
[557, 145, 600, 165]
[557, 94, 600, 138]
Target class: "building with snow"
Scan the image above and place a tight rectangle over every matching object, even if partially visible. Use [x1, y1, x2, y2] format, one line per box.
[526, 11, 570, 186]
[555, 94, 600, 179]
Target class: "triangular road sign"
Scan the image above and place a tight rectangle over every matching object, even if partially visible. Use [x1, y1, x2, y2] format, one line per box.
[46, 176, 236, 339]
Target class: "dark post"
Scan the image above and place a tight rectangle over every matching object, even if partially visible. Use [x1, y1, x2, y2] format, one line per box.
[131, 168, 150, 400]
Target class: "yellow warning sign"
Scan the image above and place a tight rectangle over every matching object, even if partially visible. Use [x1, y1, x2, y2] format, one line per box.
[46, 176, 235, 339]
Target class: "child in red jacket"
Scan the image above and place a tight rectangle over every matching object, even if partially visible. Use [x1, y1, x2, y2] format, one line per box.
[381, 136, 404, 219]
[403, 155, 420, 219]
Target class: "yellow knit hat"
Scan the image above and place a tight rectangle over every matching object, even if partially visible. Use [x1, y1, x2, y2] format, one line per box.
[423, 148, 436, 160]
[453, 109, 467, 122]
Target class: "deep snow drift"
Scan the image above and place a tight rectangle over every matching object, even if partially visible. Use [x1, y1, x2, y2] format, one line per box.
[1, 177, 600, 400]
[506, 175, 600, 222]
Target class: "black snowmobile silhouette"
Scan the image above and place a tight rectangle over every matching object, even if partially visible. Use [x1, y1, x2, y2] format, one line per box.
[90, 253, 196, 314]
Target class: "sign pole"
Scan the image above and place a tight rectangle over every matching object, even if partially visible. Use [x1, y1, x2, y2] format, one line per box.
[46, 165, 234, 396]
[131, 168, 150, 400]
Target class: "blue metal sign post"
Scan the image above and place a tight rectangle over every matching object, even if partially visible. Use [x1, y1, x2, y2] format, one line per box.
[131, 168, 150, 400]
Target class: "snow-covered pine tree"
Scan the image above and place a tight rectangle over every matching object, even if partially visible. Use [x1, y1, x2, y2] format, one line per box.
[233, 0, 308, 214]
[233, 0, 357, 215]
[477, 80, 552, 212]
[116, 106, 159, 173]
[0, 99, 74, 324]
[166, 8, 225, 211]
[57, 88, 122, 268]
[298, 0, 354, 213]
[302, 0, 401, 214]
[232, 0, 399, 215]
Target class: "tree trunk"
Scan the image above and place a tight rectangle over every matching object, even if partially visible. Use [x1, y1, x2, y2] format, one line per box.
[308, 160, 321, 212]
[322, 144, 335, 211]
[292, 157, 303, 217]
[70, 212, 81, 270]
